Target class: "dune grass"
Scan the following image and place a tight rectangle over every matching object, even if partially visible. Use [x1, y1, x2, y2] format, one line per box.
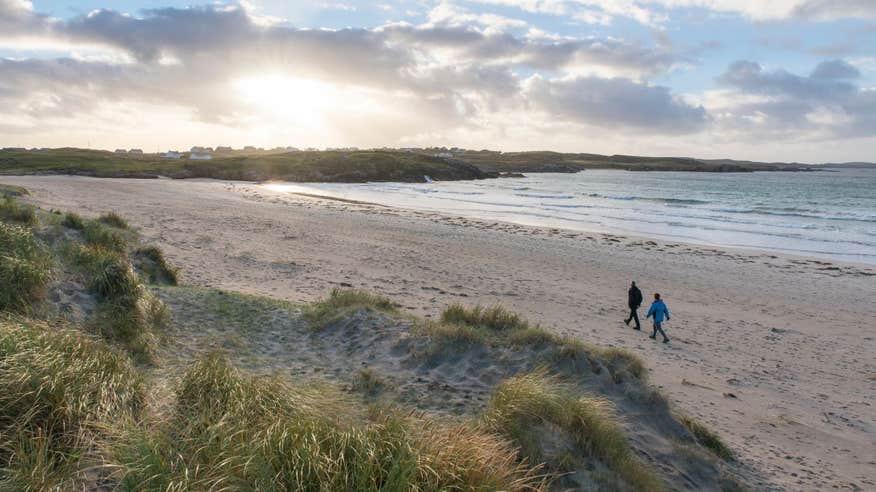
[98, 212, 129, 229]
[305, 288, 398, 329]
[61, 212, 85, 230]
[680, 415, 734, 462]
[70, 244, 168, 363]
[0, 196, 37, 225]
[0, 183, 29, 197]
[113, 352, 543, 491]
[0, 317, 145, 491]
[484, 371, 663, 491]
[83, 220, 128, 252]
[426, 304, 646, 382]
[134, 245, 179, 285]
[0, 222, 53, 313]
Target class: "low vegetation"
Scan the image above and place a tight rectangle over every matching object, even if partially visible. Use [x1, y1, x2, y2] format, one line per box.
[0, 195, 36, 225]
[98, 211, 129, 229]
[70, 243, 167, 363]
[304, 288, 398, 328]
[83, 220, 128, 252]
[484, 371, 663, 491]
[0, 183, 29, 197]
[113, 352, 542, 491]
[425, 303, 646, 382]
[0, 198, 739, 490]
[680, 415, 734, 462]
[61, 211, 85, 230]
[134, 245, 179, 285]
[0, 222, 52, 312]
[0, 317, 145, 490]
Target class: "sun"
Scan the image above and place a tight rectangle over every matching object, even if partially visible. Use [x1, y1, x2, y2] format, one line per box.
[233, 73, 331, 126]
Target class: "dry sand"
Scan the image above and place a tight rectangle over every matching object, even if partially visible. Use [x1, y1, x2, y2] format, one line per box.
[5, 175, 875, 491]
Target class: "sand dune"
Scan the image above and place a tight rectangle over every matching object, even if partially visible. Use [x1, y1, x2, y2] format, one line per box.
[6, 175, 876, 491]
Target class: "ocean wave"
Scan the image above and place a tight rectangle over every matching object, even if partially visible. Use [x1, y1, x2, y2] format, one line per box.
[710, 207, 876, 223]
[581, 193, 710, 205]
[515, 193, 575, 199]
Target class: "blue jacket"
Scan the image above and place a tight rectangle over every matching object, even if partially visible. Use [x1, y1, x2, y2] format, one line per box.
[646, 300, 670, 323]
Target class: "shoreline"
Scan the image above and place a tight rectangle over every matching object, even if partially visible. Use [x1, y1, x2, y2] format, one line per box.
[270, 182, 876, 271]
[3, 175, 875, 491]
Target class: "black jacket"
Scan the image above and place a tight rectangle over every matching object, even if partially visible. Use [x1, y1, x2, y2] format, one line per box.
[628, 286, 643, 308]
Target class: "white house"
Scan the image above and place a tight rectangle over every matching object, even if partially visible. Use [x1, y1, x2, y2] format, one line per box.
[190, 152, 213, 160]
[162, 151, 181, 159]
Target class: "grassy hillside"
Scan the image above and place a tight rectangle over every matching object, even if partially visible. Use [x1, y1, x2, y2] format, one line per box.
[0, 188, 747, 490]
[0, 147, 821, 184]
[0, 148, 486, 182]
[455, 149, 816, 173]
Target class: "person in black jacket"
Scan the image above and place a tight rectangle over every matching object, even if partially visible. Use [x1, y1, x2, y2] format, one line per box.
[624, 281, 643, 330]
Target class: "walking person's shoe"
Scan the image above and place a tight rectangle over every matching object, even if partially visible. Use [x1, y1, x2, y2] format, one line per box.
[649, 335, 656, 340]
[634, 325, 641, 331]
[663, 338, 670, 343]
[624, 318, 630, 326]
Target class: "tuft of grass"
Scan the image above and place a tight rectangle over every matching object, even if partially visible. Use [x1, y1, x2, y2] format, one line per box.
[679, 415, 734, 462]
[0, 222, 53, 313]
[134, 245, 179, 285]
[61, 212, 85, 230]
[83, 221, 128, 252]
[305, 288, 398, 329]
[353, 368, 385, 396]
[70, 244, 168, 363]
[0, 196, 37, 225]
[483, 371, 663, 491]
[113, 352, 543, 491]
[428, 303, 647, 383]
[0, 317, 145, 490]
[98, 211, 128, 229]
[0, 183, 29, 197]
[442, 303, 528, 332]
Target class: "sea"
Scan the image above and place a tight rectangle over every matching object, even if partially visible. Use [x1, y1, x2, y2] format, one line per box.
[265, 168, 876, 265]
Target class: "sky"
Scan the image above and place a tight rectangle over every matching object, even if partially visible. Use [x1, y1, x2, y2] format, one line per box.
[1, 1, 875, 162]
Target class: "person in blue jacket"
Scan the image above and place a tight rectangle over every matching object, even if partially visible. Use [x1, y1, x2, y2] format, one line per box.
[645, 293, 670, 343]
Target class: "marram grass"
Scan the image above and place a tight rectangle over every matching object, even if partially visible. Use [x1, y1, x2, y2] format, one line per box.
[0, 317, 145, 491]
[484, 371, 664, 491]
[113, 352, 544, 491]
[0, 222, 53, 313]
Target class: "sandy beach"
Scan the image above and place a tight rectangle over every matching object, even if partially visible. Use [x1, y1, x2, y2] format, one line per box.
[5, 175, 875, 491]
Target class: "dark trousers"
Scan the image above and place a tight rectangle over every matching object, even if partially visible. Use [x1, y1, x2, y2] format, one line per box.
[652, 321, 668, 341]
[625, 307, 640, 328]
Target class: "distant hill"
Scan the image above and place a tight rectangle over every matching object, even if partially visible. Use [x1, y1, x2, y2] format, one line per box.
[0, 148, 487, 182]
[814, 162, 876, 169]
[455, 150, 821, 173]
[2, 147, 869, 182]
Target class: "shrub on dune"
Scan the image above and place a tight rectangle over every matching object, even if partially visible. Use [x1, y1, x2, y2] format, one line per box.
[98, 212, 128, 229]
[0, 196, 37, 225]
[134, 245, 179, 285]
[483, 371, 663, 491]
[114, 353, 543, 491]
[679, 415, 734, 462]
[305, 288, 397, 329]
[83, 221, 128, 252]
[0, 317, 144, 490]
[0, 223, 52, 313]
[70, 244, 167, 363]
[61, 212, 85, 230]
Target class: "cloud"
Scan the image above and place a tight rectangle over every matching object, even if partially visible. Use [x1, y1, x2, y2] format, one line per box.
[524, 75, 707, 133]
[0, 1, 706, 151]
[469, 0, 876, 25]
[711, 59, 876, 139]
